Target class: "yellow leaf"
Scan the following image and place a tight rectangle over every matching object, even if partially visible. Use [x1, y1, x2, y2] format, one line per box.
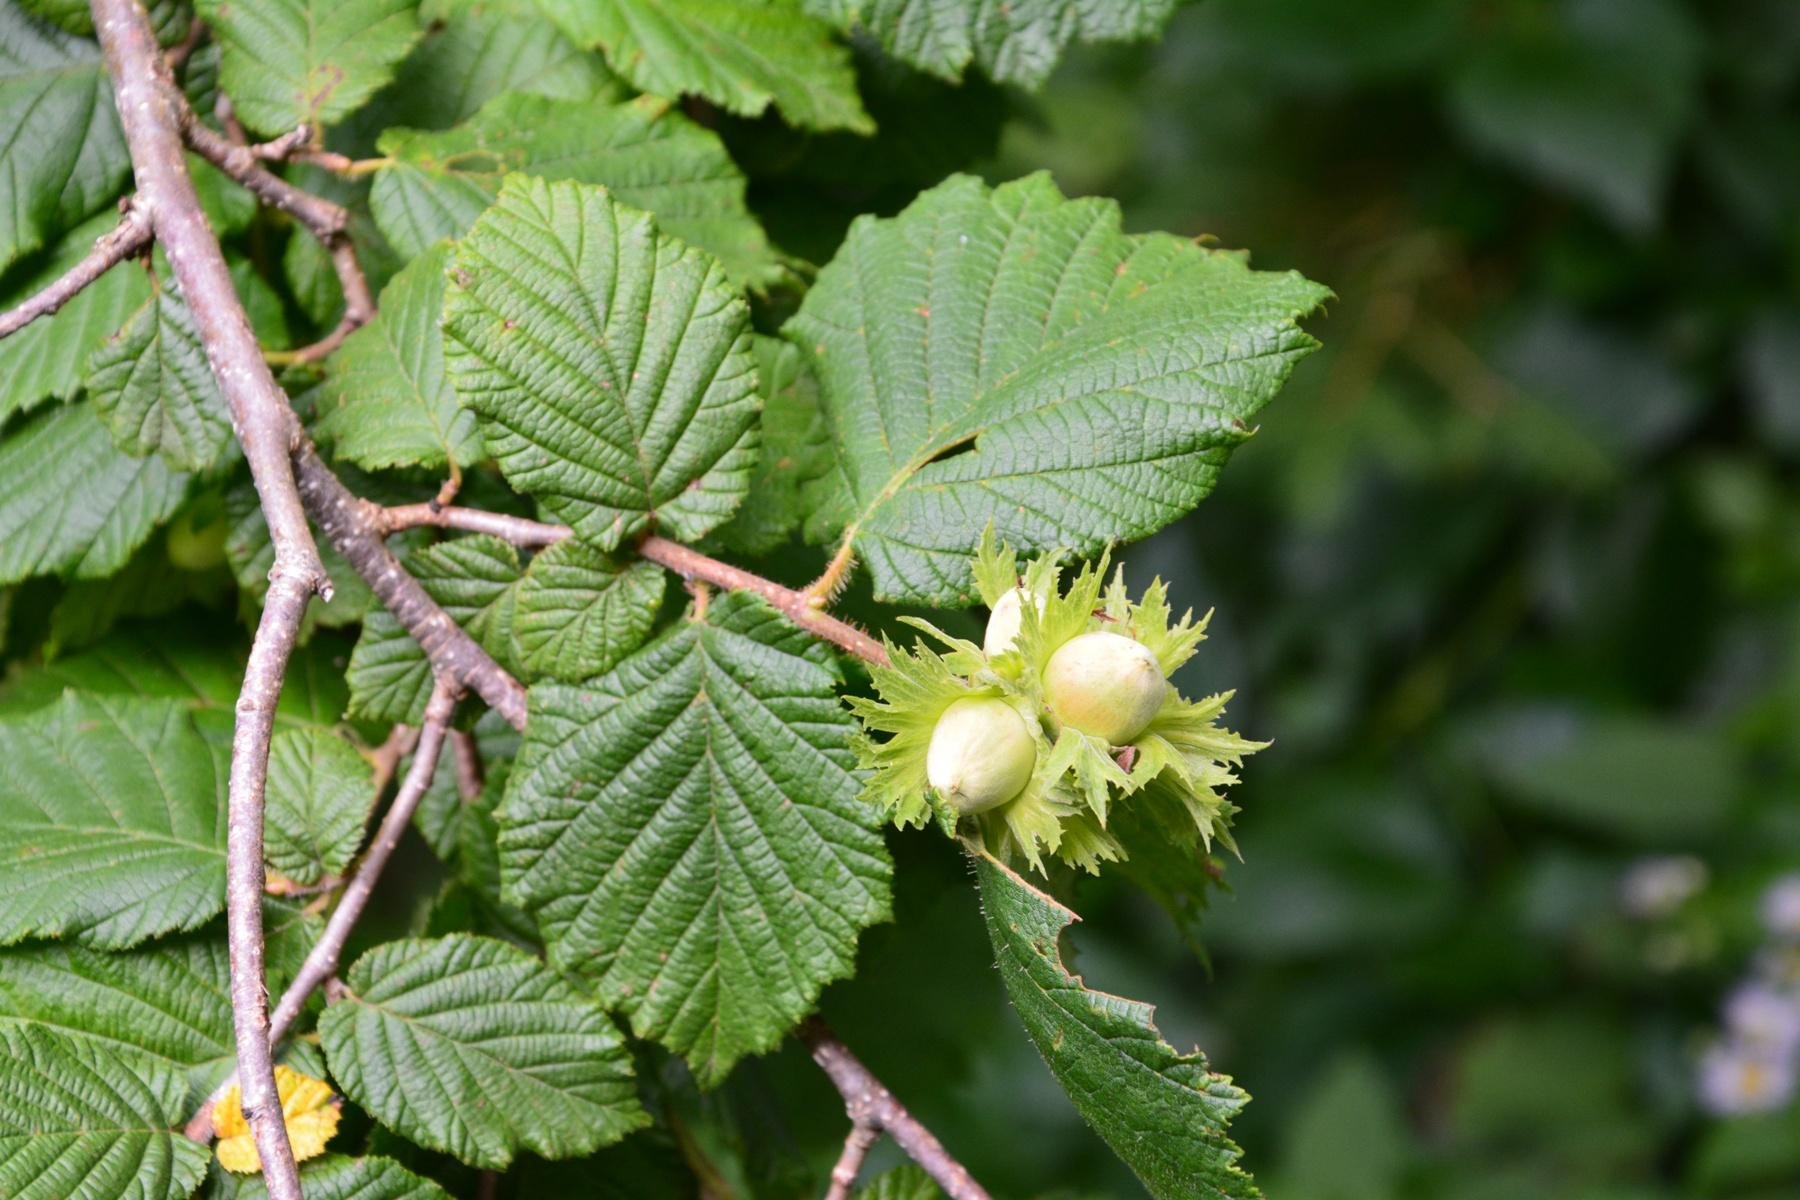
[214, 1065, 341, 1173]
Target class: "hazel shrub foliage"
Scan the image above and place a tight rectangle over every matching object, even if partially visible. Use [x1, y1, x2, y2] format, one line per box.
[0, 2, 1325, 1196]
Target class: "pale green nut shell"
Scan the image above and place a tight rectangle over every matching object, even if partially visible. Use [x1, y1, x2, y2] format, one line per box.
[1043, 630, 1167, 745]
[925, 696, 1037, 814]
[983, 586, 1046, 657]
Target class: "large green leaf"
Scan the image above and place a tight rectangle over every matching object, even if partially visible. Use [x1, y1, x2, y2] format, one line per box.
[371, 92, 782, 287]
[0, 6, 128, 269]
[0, 212, 153, 424]
[236, 1155, 453, 1200]
[532, 0, 870, 132]
[265, 728, 377, 885]
[784, 172, 1329, 603]
[315, 243, 482, 471]
[974, 851, 1257, 1200]
[444, 175, 759, 551]
[0, 694, 224, 948]
[378, 0, 621, 131]
[0, 903, 320, 1101]
[195, 0, 423, 136]
[0, 1023, 210, 1200]
[346, 534, 522, 724]
[318, 934, 648, 1168]
[498, 592, 892, 1085]
[0, 401, 189, 586]
[807, 0, 1176, 87]
[512, 539, 665, 682]
[86, 287, 234, 471]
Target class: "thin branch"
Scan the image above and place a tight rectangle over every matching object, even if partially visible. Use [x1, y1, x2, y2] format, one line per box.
[188, 680, 458, 1143]
[183, 119, 373, 363]
[824, 1121, 880, 1200]
[639, 536, 889, 666]
[294, 446, 529, 729]
[378, 502, 569, 546]
[800, 1019, 991, 1200]
[374, 505, 889, 665]
[0, 202, 152, 339]
[92, 5, 333, 1196]
[450, 730, 484, 802]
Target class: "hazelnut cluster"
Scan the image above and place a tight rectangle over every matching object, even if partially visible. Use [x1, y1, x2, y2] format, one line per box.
[849, 532, 1263, 874]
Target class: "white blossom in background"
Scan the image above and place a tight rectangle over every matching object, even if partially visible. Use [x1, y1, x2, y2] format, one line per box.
[1762, 874, 1800, 940]
[1698, 1039, 1797, 1117]
[1620, 855, 1709, 920]
[1723, 982, 1800, 1058]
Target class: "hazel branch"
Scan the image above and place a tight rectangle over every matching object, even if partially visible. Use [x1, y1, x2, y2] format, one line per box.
[800, 1018, 992, 1200]
[187, 679, 459, 1143]
[0, 202, 152, 339]
[372, 504, 890, 666]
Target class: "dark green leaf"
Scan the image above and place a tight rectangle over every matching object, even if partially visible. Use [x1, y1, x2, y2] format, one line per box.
[87, 287, 234, 471]
[265, 728, 377, 886]
[498, 592, 892, 1085]
[512, 539, 665, 682]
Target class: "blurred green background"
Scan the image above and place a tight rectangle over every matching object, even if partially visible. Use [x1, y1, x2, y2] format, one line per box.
[734, 0, 1800, 1196]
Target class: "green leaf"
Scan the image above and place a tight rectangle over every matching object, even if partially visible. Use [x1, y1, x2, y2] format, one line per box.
[0, 401, 190, 586]
[0, 6, 128, 269]
[974, 850, 1258, 1200]
[371, 92, 782, 287]
[315, 243, 482, 471]
[86, 287, 234, 471]
[346, 534, 522, 724]
[859, 1164, 942, 1199]
[236, 1155, 453, 1200]
[0, 1023, 210, 1200]
[379, 0, 621, 131]
[0, 903, 319, 1102]
[0, 212, 154, 424]
[784, 172, 1329, 604]
[0, 694, 225, 948]
[318, 934, 648, 1168]
[444, 175, 760, 551]
[532, 0, 870, 133]
[715, 336, 841, 554]
[194, 0, 423, 137]
[512, 539, 665, 682]
[265, 728, 377, 886]
[498, 592, 892, 1086]
[806, 0, 1176, 88]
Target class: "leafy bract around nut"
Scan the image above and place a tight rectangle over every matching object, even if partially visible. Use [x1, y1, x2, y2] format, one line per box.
[850, 531, 1264, 874]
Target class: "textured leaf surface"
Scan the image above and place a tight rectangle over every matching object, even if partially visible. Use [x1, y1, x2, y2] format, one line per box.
[0, 694, 224, 948]
[316, 244, 481, 471]
[87, 288, 234, 470]
[0, 402, 189, 586]
[265, 728, 377, 886]
[347, 534, 521, 724]
[0, 1023, 209, 1200]
[0, 903, 317, 1100]
[533, 0, 869, 132]
[444, 175, 759, 550]
[236, 1155, 453, 1200]
[975, 851, 1257, 1200]
[513, 539, 665, 682]
[785, 172, 1329, 603]
[372, 92, 781, 286]
[0, 6, 127, 269]
[807, 0, 1176, 87]
[0, 213, 153, 423]
[195, 0, 422, 136]
[498, 592, 892, 1085]
[319, 934, 647, 1168]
